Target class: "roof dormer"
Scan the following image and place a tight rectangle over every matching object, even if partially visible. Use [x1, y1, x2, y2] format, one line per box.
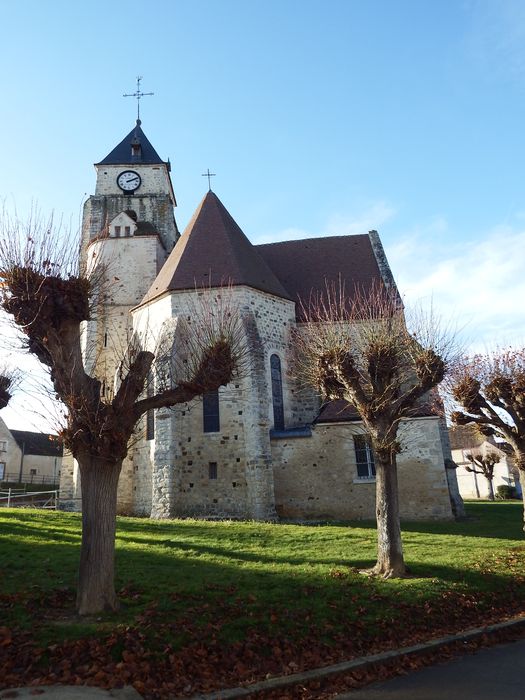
[108, 211, 137, 238]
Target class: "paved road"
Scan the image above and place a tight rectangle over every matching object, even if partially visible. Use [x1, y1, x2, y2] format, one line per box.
[336, 637, 525, 699]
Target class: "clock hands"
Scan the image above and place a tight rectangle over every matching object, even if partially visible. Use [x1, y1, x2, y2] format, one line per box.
[117, 170, 141, 192]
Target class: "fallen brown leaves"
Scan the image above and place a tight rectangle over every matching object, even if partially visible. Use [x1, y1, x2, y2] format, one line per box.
[1, 574, 525, 699]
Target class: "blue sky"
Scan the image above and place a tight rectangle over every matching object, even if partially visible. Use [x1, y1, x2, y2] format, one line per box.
[1, 0, 525, 430]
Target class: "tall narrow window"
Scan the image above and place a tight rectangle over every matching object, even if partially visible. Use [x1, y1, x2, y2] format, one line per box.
[354, 435, 376, 479]
[146, 371, 155, 440]
[146, 410, 155, 441]
[114, 225, 121, 237]
[203, 390, 220, 433]
[0, 462, 5, 479]
[124, 226, 131, 236]
[209, 462, 218, 479]
[270, 354, 284, 430]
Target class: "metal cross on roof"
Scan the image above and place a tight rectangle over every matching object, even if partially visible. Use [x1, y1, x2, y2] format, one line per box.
[123, 76, 154, 122]
[202, 168, 216, 191]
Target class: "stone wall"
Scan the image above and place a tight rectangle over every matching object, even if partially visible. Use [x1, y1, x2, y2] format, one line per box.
[271, 417, 453, 521]
[81, 196, 178, 266]
[57, 451, 80, 511]
[94, 164, 174, 199]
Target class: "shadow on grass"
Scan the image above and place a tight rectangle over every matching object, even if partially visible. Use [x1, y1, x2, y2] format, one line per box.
[2, 506, 525, 657]
[116, 501, 525, 542]
[1, 503, 524, 607]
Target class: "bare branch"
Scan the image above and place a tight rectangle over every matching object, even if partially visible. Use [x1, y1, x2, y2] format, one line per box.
[0, 366, 20, 409]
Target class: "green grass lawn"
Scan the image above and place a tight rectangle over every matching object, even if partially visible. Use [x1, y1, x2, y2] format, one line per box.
[1, 501, 525, 696]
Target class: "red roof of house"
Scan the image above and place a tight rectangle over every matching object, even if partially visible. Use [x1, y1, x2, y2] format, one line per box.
[141, 191, 292, 304]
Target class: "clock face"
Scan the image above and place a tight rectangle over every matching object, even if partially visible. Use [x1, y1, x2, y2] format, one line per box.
[117, 170, 141, 192]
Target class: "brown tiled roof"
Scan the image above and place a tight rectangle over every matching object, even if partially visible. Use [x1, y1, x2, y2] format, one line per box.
[141, 191, 292, 305]
[316, 398, 437, 424]
[315, 400, 361, 423]
[256, 235, 383, 321]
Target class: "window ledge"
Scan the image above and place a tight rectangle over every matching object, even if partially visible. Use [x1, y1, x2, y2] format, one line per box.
[353, 477, 376, 484]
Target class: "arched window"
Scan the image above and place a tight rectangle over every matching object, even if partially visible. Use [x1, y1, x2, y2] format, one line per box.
[270, 354, 284, 430]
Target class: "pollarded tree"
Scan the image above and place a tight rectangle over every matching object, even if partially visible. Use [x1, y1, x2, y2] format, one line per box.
[0, 369, 18, 410]
[0, 216, 243, 614]
[464, 450, 499, 501]
[292, 283, 454, 578]
[449, 349, 525, 525]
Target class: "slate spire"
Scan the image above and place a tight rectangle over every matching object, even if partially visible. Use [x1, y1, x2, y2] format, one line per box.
[96, 121, 165, 166]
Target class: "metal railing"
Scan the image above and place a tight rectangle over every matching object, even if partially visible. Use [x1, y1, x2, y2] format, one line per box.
[0, 489, 59, 509]
[1, 472, 59, 486]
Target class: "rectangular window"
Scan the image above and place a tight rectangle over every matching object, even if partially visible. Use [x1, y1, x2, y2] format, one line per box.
[114, 226, 121, 237]
[0, 462, 5, 479]
[209, 462, 218, 479]
[203, 390, 220, 433]
[0, 440, 7, 451]
[124, 226, 131, 236]
[354, 435, 376, 479]
[29, 468, 37, 476]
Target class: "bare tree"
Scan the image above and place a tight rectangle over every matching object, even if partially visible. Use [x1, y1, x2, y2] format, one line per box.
[292, 283, 454, 578]
[0, 215, 244, 614]
[449, 348, 525, 525]
[464, 450, 499, 501]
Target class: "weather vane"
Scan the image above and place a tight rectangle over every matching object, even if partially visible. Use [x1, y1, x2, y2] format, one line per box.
[123, 76, 154, 122]
[202, 168, 216, 191]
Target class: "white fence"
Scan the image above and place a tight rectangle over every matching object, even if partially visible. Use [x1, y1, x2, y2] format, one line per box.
[0, 489, 59, 509]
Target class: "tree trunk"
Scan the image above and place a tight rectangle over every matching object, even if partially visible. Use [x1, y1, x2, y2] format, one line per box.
[487, 476, 495, 501]
[369, 457, 407, 578]
[76, 456, 122, 615]
[517, 456, 525, 533]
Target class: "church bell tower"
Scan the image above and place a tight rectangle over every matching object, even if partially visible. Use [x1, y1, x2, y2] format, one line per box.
[81, 118, 180, 258]
[62, 113, 181, 512]
[80, 118, 180, 404]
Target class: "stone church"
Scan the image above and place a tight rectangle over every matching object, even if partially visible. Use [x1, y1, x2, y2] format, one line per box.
[59, 120, 458, 521]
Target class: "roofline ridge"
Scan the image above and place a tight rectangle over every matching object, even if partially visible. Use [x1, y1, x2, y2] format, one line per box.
[255, 232, 371, 247]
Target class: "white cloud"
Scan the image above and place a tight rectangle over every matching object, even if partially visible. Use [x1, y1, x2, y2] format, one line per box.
[387, 224, 525, 350]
